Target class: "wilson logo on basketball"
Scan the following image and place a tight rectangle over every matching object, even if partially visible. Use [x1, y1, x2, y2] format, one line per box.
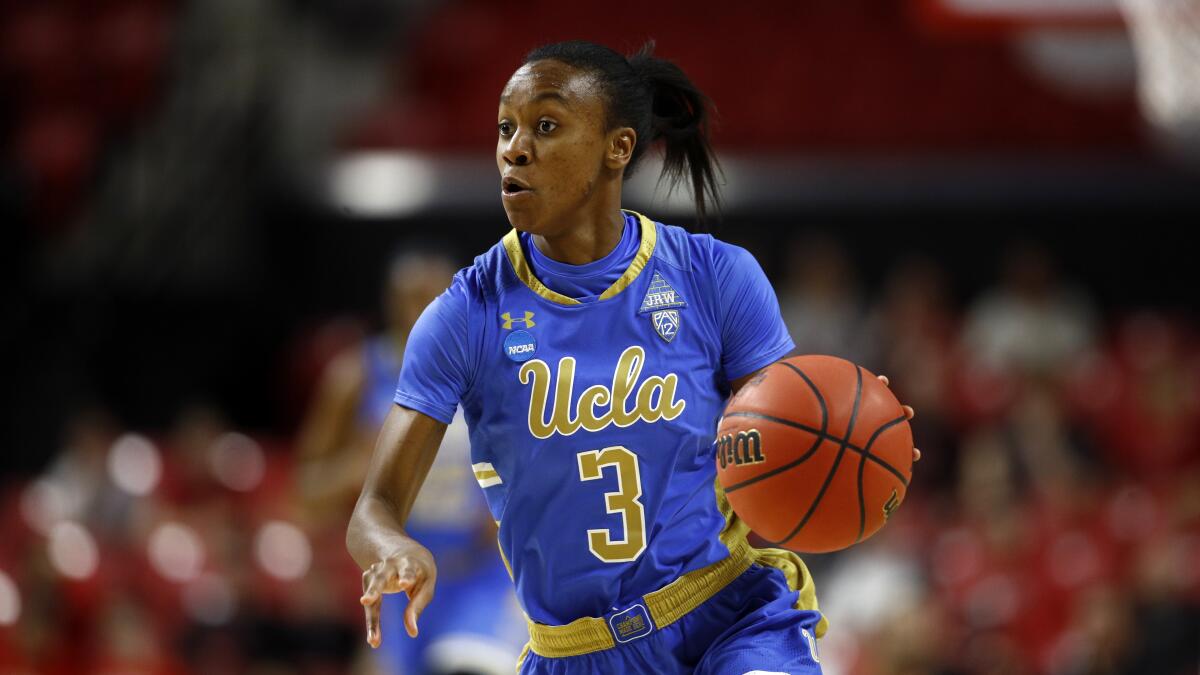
[716, 429, 765, 469]
[882, 489, 900, 521]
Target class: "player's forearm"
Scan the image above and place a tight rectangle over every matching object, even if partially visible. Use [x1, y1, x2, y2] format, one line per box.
[346, 405, 447, 569]
[347, 494, 418, 569]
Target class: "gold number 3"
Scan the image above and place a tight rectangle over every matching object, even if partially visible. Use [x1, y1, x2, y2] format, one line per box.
[576, 446, 647, 563]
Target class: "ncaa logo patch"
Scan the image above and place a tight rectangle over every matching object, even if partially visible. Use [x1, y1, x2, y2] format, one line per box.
[651, 310, 679, 343]
[503, 330, 537, 362]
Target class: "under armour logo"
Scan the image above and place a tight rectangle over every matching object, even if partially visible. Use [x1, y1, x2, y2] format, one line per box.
[501, 311, 535, 330]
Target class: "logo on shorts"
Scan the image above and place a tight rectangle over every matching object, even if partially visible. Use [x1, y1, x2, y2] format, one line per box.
[503, 330, 537, 362]
[651, 309, 680, 343]
[608, 604, 654, 643]
[803, 627, 821, 664]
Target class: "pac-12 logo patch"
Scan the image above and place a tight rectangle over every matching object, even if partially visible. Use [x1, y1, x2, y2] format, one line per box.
[651, 310, 679, 343]
[503, 330, 537, 362]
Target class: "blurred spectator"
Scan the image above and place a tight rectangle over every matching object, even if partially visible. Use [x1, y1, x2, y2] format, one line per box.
[780, 233, 871, 363]
[961, 243, 1098, 378]
[865, 256, 958, 493]
[19, 407, 151, 542]
[1069, 312, 1200, 480]
[296, 250, 526, 674]
[295, 251, 456, 519]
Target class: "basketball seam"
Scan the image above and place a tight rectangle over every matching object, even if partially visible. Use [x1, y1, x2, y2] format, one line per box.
[768, 365, 863, 548]
[723, 412, 910, 489]
[721, 362, 830, 494]
[855, 415, 910, 544]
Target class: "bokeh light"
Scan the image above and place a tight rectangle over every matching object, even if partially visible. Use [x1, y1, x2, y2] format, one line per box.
[0, 569, 20, 626]
[208, 431, 266, 492]
[48, 521, 100, 580]
[254, 520, 312, 581]
[147, 521, 206, 583]
[107, 432, 162, 496]
[329, 152, 437, 217]
[19, 478, 75, 535]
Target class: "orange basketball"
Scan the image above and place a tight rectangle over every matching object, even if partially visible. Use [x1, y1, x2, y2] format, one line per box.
[715, 355, 913, 553]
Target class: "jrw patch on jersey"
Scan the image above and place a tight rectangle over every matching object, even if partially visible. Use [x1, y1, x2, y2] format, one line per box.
[638, 271, 687, 313]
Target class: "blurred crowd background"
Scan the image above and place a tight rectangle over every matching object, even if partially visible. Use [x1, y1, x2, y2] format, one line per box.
[2, 1, 1198, 674]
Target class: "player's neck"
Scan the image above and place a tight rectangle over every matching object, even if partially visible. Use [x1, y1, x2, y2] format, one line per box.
[531, 195, 626, 267]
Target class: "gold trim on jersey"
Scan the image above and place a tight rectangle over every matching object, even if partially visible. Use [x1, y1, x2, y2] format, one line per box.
[501, 210, 658, 306]
[714, 477, 829, 639]
[753, 547, 828, 638]
[472, 462, 502, 488]
[599, 210, 657, 300]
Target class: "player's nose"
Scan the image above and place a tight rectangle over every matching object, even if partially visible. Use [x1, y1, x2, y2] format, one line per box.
[502, 131, 532, 166]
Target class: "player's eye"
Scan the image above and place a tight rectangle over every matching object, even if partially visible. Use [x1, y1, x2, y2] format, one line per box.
[498, 121, 513, 137]
[537, 119, 557, 134]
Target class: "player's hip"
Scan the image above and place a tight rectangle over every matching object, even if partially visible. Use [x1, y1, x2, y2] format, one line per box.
[518, 541, 824, 674]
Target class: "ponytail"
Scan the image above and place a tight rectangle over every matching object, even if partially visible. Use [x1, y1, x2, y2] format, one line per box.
[524, 40, 723, 224]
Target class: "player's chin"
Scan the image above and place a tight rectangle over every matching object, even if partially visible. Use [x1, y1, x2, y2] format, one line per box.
[501, 202, 543, 234]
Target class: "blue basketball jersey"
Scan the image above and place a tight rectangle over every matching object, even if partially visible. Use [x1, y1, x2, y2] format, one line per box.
[360, 335, 404, 429]
[394, 211, 795, 626]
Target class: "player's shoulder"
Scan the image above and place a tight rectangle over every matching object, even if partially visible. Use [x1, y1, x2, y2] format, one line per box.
[445, 238, 511, 305]
[646, 215, 757, 278]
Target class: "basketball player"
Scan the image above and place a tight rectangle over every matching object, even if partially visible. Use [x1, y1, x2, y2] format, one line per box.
[299, 253, 525, 674]
[348, 41, 919, 673]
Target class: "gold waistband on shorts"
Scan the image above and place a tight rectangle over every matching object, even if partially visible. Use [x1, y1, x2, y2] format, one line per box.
[525, 537, 756, 658]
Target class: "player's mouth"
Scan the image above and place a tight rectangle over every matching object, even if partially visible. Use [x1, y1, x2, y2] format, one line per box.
[502, 176, 534, 200]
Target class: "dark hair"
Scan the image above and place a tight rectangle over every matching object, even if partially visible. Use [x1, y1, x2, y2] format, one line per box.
[524, 40, 722, 224]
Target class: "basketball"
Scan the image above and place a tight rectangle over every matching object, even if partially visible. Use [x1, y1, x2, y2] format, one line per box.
[716, 355, 914, 553]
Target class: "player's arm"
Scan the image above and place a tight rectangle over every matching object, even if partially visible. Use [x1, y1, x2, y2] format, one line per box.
[347, 403, 448, 647]
[713, 241, 919, 461]
[295, 346, 368, 507]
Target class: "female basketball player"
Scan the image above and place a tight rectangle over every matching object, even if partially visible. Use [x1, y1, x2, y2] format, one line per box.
[347, 40, 918, 674]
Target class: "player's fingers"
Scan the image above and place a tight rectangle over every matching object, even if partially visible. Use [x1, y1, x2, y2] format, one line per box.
[360, 565, 387, 605]
[877, 375, 890, 387]
[392, 557, 423, 593]
[363, 592, 383, 648]
[403, 598, 419, 638]
[903, 405, 915, 420]
[404, 577, 435, 638]
[913, 447, 922, 462]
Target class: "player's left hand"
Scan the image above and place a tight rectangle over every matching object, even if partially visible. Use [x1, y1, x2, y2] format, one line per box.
[877, 375, 920, 463]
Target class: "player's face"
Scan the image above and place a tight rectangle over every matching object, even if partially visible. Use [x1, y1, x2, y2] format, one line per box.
[385, 260, 454, 334]
[496, 60, 614, 235]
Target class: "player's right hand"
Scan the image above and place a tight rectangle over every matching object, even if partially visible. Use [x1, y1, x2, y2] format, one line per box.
[359, 539, 437, 648]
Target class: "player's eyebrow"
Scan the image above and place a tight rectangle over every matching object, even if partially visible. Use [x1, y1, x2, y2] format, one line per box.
[500, 90, 571, 107]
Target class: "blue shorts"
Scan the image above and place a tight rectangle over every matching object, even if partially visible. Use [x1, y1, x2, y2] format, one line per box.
[519, 562, 823, 675]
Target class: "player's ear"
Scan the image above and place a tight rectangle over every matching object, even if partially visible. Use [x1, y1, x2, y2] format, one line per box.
[605, 127, 636, 171]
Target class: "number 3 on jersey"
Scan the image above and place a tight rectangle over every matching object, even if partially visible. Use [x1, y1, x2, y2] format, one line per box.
[577, 446, 647, 563]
